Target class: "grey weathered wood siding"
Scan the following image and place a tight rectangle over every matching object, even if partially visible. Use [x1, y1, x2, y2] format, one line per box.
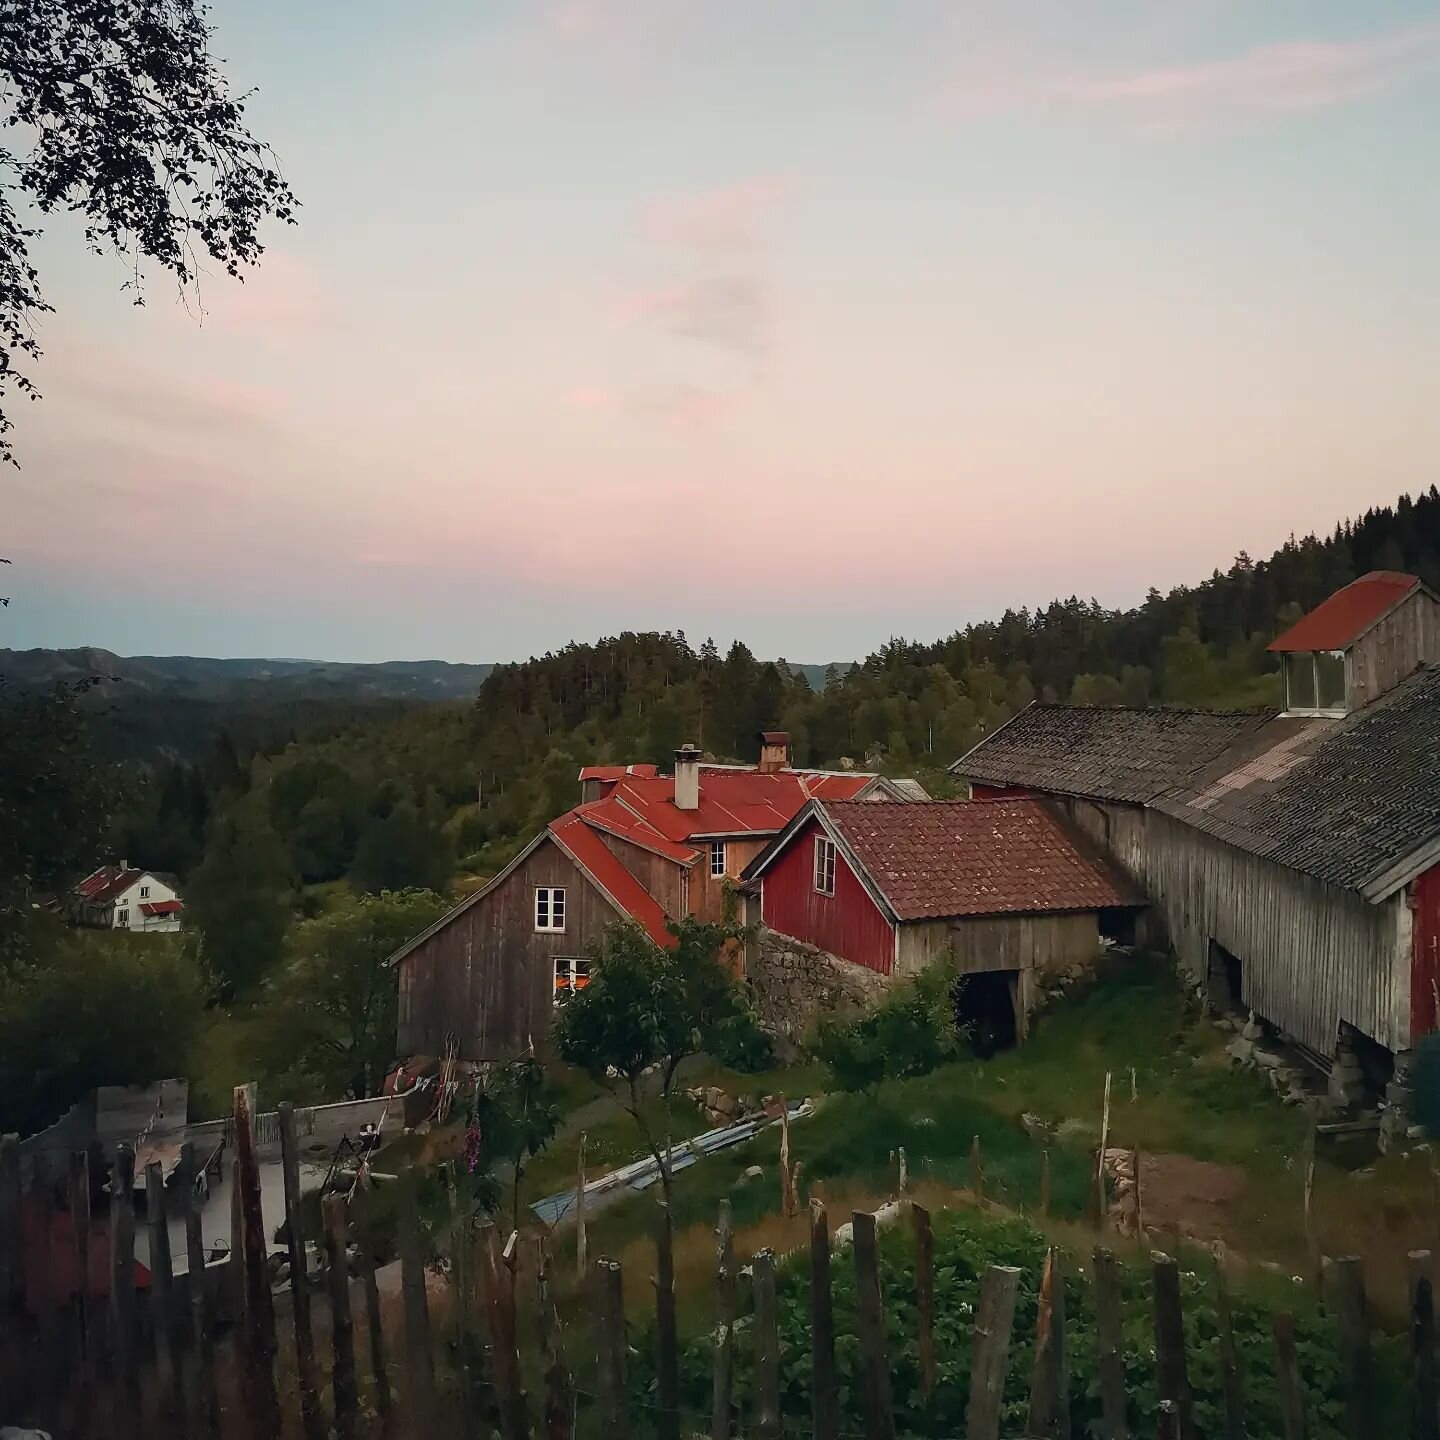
[1048, 796, 1410, 1056]
[1348, 589, 1440, 710]
[594, 831, 686, 918]
[396, 837, 623, 1063]
[894, 912, 1100, 980]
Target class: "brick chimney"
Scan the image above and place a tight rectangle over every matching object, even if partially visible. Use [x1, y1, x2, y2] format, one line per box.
[674, 744, 702, 810]
[757, 731, 790, 774]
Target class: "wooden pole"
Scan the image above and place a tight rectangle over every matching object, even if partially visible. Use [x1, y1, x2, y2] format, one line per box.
[1412, 1251, 1438, 1440]
[357, 1230, 392, 1427]
[1092, 1247, 1129, 1440]
[1133, 1149, 1145, 1238]
[913, 1202, 936, 1405]
[1026, 1247, 1070, 1440]
[1039, 1147, 1051, 1218]
[809, 1199, 838, 1440]
[323, 1194, 357, 1440]
[177, 1141, 217, 1437]
[1157, 1399, 1182, 1440]
[966, 1265, 1022, 1440]
[1272, 1311, 1308, 1440]
[1331, 1255, 1374, 1440]
[594, 1259, 629, 1440]
[711, 1199, 735, 1440]
[1303, 1111, 1321, 1299]
[779, 1096, 796, 1218]
[1151, 1253, 1194, 1440]
[145, 1160, 184, 1429]
[233, 1085, 279, 1440]
[575, 1131, 588, 1283]
[970, 1134, 984, 1201]
[0, 1132, 26, 1421]
[535, 1236, 572, 1440]
[1095, 1070, 1113, 1228]
[397, 1177, 436, 1432]
[277, 1103, 323, 1440]
[851, 1211, 897, 1440]
[1213, 1246, 1244, 1440]
[654, 1200, 680, 1440]
[110, 1141, 142, 1440]
[753, 1248, 781, 1440]
[483, 1227, 529, 1440]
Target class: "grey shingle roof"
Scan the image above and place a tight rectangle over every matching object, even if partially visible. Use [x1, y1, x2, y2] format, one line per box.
[954, 706, 1275, 804]
[1155, 665, 1440, 894]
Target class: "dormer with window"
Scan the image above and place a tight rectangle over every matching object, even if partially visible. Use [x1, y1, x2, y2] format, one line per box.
[1269, 571, 1440, 717]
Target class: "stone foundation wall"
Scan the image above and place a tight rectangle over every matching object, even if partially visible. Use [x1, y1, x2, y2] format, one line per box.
[748, 927, 892, 1042]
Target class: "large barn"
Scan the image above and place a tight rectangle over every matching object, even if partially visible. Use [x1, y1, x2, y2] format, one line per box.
[953, 571, 1440, 1107]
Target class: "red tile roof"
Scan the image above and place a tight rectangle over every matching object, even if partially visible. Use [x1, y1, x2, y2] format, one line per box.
[1268, 571, 1421, 653]
[139, 899, 183, 916]
[75, 866, 144, 906]
[819, 798, 1141, 921]
[549, 811, 676, 947]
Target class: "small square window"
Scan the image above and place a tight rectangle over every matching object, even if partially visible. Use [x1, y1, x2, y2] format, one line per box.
[535, 887, 566, 932]
[813, 837, 836, 896]
[709, 841, 726, 879]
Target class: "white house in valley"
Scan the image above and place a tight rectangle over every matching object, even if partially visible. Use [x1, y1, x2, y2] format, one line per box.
[73, 864, 184, 933]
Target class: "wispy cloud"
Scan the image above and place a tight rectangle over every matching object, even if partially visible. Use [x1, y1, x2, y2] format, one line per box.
[942, 19, 1440, 126]
[623, 275, 769, 357]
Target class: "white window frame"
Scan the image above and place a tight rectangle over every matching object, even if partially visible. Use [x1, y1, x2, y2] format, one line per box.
[1284, 650, 1348, 718]
[813, 836, 836, 896]
[534, 886, 567, 932]
[140, 885, 150, 899]
[553, 956, 591, 1003]
[709, 840, 726, 879]
[116, 909, 129, 927]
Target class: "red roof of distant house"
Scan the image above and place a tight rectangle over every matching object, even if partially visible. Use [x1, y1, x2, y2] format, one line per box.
[75, 866, 144, 906]
[549, 811, 676, 947]
[139, 899, 182, 917]
[577, 764, 660, 782]
[1268, 572, 1422, 653]
[803, 798, 1141, 921]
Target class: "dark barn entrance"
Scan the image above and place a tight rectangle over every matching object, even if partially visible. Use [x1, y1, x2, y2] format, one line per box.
[954, 970, 1019, 1058]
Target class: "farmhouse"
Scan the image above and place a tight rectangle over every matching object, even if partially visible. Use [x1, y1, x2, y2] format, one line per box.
[72, 864, 183, 933]
[953, 571, 1440, 1105]
[392, 735, 920, 1062]
[741, 798, 1141, 1046]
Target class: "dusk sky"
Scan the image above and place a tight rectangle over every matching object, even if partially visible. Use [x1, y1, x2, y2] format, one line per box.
[7, 0, 1440, 663]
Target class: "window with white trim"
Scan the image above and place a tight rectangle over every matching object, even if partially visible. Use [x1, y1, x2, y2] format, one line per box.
[140, 885, 150, 899]
[1284, 650, 1347, 715]
[553, 957, 590, 1003]
[709, 840, 726, 878]
[534, 886, 566, 932]
[813, 836, 836, 896]
[117, 909, 129, 927]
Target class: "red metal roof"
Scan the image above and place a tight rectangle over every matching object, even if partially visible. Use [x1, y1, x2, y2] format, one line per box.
[549, 812, 677, 947]
[1268, 571, 1421, 653]
[575, 797, 701, 864]
[75, 866, 144, 905]
[577, 764, 659, 782]
[139, 899, 183, 916]
[819, 799, 1141, 921]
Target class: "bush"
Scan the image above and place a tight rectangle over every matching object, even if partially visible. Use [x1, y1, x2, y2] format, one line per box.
[708, 1005, 775, 1073]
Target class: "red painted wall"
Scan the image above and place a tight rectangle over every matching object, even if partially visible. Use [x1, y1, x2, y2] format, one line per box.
[760, 817, 895, 975]
[1413, 864, 1440, 1041]
[969, 783, 1042, 800]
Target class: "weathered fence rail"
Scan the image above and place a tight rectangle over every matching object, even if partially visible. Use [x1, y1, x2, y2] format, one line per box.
[0, 1092, 1435, 1439]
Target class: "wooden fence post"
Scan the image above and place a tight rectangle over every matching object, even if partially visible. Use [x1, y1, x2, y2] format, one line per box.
[1213, 1247, 1244, 1440]
[575, 1132, 588, 1283]
[809, 1199, 838, 1440]
[971, 1135, 985, 1202]
[233, 1085, 280, 1440]
[913, 1202, 936, 1405]
[1303, 1113, 1321, 1299]
[1272, 1311, 1307, 1440]
[0, 1132, 27, 1421]
[966, 1264, 1021, 1440]
[1092, 1248, 1129, 1440]
[323, 1193, 357, 1440]
[357, 1229, 392, 1426]
[654, 1200, 680, 1440]
[1151, 1253, 1194, 1440]
[110, 1142, 142, 1440]
[177, 1141, 217, 1437]
[397, 1177, 436, 1432]
[278, 1102, 323, 1440]
[1095, 1071, 1113, 1227]
[712, 1199, 735, 1440]
[483, 1227, 529, 1440]
[145, 1160, 184, 1429]
[1331, 1255, 1374, 1440]
[1411, 1251, 1438, 1440]
[852, 1211, 897, 1440]
[594, 1259, 629, 1440]
[534, 1236, 572, 1440]
[1157, 1399, 1182, 1440]
[1039, 1147, 1051, 1218]
[754, 1248, 781, 1440]
[1027, 1247, 1070, 1439]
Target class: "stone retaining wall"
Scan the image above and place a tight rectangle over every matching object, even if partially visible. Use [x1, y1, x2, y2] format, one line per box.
[748, 927, 892, 1042]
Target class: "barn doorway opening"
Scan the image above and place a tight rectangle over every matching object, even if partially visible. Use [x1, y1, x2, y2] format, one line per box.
[1207, 940, 1244, 1015]
[954, 971, 1018, 1059]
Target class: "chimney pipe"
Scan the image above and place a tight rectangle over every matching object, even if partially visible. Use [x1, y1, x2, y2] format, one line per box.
[674, 744, 702, 811]
[757, 731, 790, 774]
